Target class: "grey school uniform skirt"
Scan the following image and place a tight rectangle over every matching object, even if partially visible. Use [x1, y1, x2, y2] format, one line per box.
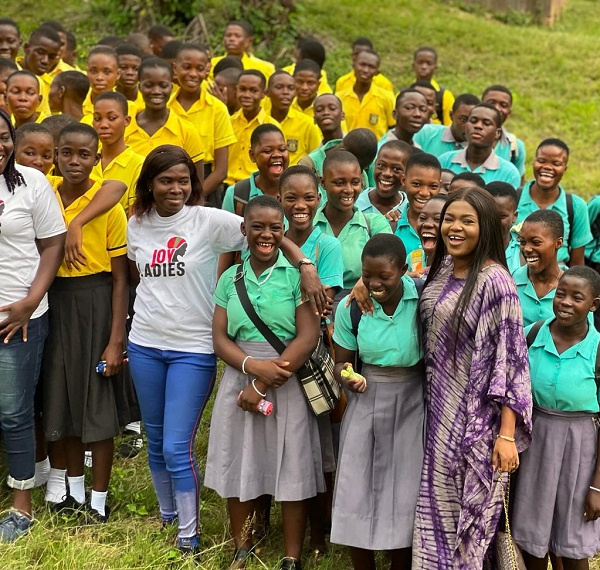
[330, 363, 425, 550]
[204, 341, 325, 502]
[42, 274, 140, 444]
[512, 406, 600, 559]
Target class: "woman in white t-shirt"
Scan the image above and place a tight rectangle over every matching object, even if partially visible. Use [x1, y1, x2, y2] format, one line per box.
[0, 108, 66, 541]
[127, 145, 327, 556]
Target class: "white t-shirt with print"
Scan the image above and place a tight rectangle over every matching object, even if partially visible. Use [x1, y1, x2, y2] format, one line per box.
[127, 205, 246, 353]
[0, 165, 66, 322]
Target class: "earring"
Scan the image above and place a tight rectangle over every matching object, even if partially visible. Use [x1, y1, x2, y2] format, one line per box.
[148, 187, 152, 192]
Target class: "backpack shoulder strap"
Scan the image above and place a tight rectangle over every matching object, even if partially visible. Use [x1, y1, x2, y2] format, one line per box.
[595, 340, 600, 393]
[506, 131, 519, 161]
[350, 299, 362, 338]
[526, 320, 545, 348]
[435, 87, 445, 123]
[565, 191, 574, 248]
[233, 178, 252, 217]
[362, 213, 372, 237]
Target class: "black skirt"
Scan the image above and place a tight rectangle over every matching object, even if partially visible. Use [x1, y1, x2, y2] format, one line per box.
[42, 273, 140, 443]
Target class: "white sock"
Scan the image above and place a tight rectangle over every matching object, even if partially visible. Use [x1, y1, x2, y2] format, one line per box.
[45, 468, 67, 503]
[67, 475, 86, 504]
[124, 421, 141, 434]
[90, 490, 108, 517]
[34, 457, 51, 487]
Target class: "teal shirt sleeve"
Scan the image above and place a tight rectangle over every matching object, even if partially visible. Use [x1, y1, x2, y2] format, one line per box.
[569, 195, 593, 249]
[213, 265, 235, 308]
[514, 137, 526, 176]
[585, 196, 600, 262]
[438, 151, 454, 169]
[332, 296, 357, 351]
[221, 185, 235, 214]
[316, 236, 344, 290]
[505, 165, 521, 190]
[365, 212, 393, 235]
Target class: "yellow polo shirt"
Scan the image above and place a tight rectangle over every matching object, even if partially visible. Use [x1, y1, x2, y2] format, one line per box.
[270, 107, 321, 166]
[91, 146, 145, 213]
[168, 85, 236, 164]
[210, 52, 275, 80]
[226, 108, 281, 185]
[82, 89, 139, 118]
[47, 59, 78, 80]
[335, 70, 395, 94]
[336, 84, 395, 139]
[124, 110, 204, 162]
[10, 112, 48, 127]
[282, 64, 332, 94]
[53, 180, 127, 277]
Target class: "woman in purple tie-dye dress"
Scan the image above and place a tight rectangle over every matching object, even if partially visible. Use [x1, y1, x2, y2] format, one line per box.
[412, 187, 533, 569]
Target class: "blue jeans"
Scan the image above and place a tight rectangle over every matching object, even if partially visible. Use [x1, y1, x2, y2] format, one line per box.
[128, 342, 216, 539]
[0, 314, 48, 489]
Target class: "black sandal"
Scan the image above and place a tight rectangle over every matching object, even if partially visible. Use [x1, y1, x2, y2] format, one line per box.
[228, 547, 251, 569]
[280, 557, 302, 570]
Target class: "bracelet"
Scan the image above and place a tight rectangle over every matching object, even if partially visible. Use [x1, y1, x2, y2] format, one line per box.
[497, 434, 516, 443]
[241, 355, 253, 375]
[590, 485, 600, 493]
[251, 379, 266, 398]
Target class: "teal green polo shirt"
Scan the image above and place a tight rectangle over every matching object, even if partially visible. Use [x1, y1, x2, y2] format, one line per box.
[585, 195, 600, 263]
[514, 265, 557, 327]
[394, 201, 423, 261]
[516, 181, 592, 263]
[506, 233, 522, 275]
[333, 275, 422, 367]
[296, 226, 344, 291]
[439, 148, 521, 189]
[354, 187, 406, 217]
[527, 318, 600, 413]
[494, 128, 526, 176]
[213, 251, 302, 341]
[314, 206, 392, 289]
[414, 123, 466, 158]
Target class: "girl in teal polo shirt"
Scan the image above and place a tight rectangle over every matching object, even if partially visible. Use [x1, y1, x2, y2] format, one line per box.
[515, 210, 565, 327]
[313, 151, 391, 301]
[205, 195, 322, 570]
[512, 267, 600, 567]
[331, 234, 425, 570]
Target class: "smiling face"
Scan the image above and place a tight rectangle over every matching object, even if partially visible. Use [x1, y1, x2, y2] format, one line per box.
[402, 165, 440, 215]
[268, 73, 295, 113]
[353, 51, 379, 84]
[441, 199, 480, 264]
[250, 131, 289, 183]
[281, 173, 320, 232]
[321, 160, 362, 213]
[150, 163, 192, 217]
[56, 132, 99, 185]
[244, 206, 284, 263]
[533, 144, 568, 191]
[15, 132, 54, 174]
[466, 106, 500, 148]
[174, 49, 209, 94]
[139, 66, 172, 110]
[362, 254, 407, 305]
[518, 221, 562, 276]
[482, 89, 512, 125]
[417, 198, 444, 258]
[394, 92, 428, 134]
[5, 74, 41, 119]
[413, 85, 436, 122]
[294, 70, 319, 106]
[313, 94, 343, 133]
[374, 147, 408, 199]
[0, 115, 14, 175]
[236, 74, 264, 113]
[0, 24, 20, 61]
[87, 53, 120, 95]
[553, 275, 599, 326]
[117, 54, 142, 90]
[93, 98, 130, 146]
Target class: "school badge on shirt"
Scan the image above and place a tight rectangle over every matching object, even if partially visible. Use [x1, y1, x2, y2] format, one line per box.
[369, 114, 379, 125]
[287, 139, 298, 153]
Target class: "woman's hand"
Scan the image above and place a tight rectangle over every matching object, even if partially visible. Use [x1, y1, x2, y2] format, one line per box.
[345, 278, 374, 315]
[0, 297, 37, 342]
[100, 342, 124, 377]
[492, 437, 519, 473]
[237, 384, 262, 413]
[65, 221, 87, 271]
[584, 489, 600, 522]
[246, 358, 292, 388]
[299, 264, 331, 317]
[385, 209, 402, 223]
[340, 363, 367, 393]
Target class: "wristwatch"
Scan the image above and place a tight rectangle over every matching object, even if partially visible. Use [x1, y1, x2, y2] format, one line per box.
[297, 258, 315, 270]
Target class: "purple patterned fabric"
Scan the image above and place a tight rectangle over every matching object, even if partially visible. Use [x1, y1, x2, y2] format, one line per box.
[412, 262, 532, 569]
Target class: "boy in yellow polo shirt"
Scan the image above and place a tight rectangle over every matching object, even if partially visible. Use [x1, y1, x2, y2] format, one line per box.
[267, 70, 321, 165]
[41, 20, 77, 80]
[226, 69, 280, 184]
[19, 26, 62, 116]
[336, 50, 394, 140]
[170, 43, 236, 204]
[5, 71, 46, 128]
[115, 44, 144, 110]
[291, 59, 324, 119]
[210, 21, 275, 81]
[91, 91, 144, 214]
[335, 37, 394, 94]
[48, 71, 89, 121]
[412, 46, 454, 126]
[283, 38, 332, 94]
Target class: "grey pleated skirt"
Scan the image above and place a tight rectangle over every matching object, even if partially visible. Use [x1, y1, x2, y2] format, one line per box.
[42, 274, 140, 443]
[330, 363, 425, 550]
[204, 341, 325, 502]
[512, 406, 600, 559]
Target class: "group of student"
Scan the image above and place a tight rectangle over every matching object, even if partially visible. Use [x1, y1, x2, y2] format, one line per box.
[1, 13, 600, 570]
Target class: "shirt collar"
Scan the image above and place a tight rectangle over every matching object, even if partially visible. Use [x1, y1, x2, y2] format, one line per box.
[451, 148, 500, 171]
[441, 126, 459, 143]
[242, 250, 290, 284]
[534, 319, 600, 359]
[520, 180, 568, 215]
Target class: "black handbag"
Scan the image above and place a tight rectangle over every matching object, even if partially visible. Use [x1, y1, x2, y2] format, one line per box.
[234, 265, 340, 416]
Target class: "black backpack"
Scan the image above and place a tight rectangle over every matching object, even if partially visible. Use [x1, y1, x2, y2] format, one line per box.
[435, 87, 445, 124]
[233, 178, 252, 217]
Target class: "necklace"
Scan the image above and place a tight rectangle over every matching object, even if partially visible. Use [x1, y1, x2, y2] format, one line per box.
[257, 263, 276, 286]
